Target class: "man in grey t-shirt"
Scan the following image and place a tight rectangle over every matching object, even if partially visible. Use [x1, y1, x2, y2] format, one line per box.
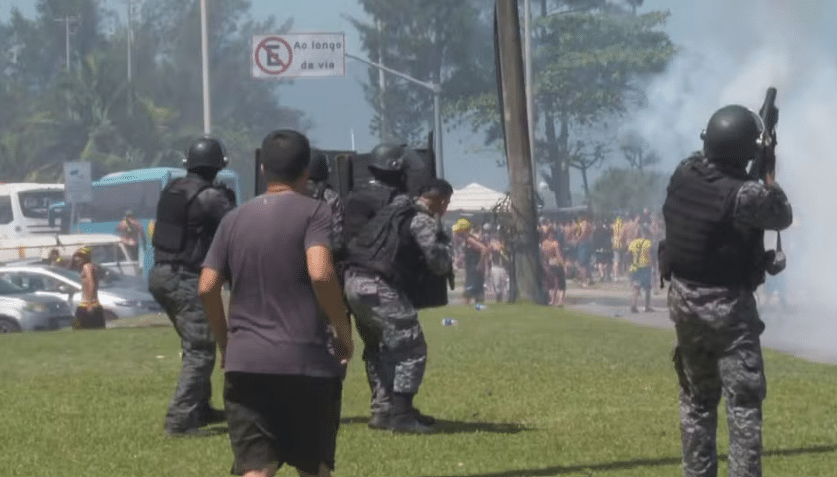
[200, 130, 353, 477]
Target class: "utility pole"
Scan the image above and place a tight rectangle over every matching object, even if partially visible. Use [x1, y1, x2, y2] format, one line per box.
[346, 53, 445, 179]
[126, 0, 134, 117]
[199, 0, 211, 135]
[523, 0, 536, 188]
[55, 16, 78, 72]
[495, 0, 546, 305]
[376, 18, 389, 142]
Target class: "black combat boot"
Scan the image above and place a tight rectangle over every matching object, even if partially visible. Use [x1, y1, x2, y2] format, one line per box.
[368, 411, 390, 430]
[389, 393, 433, 433]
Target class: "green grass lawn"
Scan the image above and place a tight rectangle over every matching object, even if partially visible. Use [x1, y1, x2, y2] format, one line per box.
[1, 304, 836, 476]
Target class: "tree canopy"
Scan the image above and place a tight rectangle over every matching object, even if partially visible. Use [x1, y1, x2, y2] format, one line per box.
[0, 0, 306, 192]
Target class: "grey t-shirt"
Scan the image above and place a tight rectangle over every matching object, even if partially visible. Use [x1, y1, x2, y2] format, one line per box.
[203, 191, 341, 377]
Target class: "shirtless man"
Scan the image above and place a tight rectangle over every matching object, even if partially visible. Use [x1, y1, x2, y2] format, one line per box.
[541, 228, 566, 307]
[72, 247, 105, 329]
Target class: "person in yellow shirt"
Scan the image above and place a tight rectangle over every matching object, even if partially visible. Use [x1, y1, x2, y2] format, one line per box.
[628, 226, 653, 313]
[611, 215, 623, 279]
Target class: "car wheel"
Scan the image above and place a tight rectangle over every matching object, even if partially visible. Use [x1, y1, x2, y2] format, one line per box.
[103, 310, 118, 322]
[0, 316, 22, 333]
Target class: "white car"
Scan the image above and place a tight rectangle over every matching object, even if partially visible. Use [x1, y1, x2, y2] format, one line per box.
[0, 265, 161, 321]
[0, 278, 74, 332]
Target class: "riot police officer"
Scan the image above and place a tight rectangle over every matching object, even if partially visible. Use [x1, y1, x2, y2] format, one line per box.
[663, 105, 792, 476]
[305, 150, 344, 257]
[343, 174, 453, 433]
[342, 144, 409, 245]
[149, 136, 236, 437]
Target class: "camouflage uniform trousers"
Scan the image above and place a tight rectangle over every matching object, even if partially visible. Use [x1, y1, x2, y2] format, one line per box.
[148, 263, 217, 432]
[344, 270, 427, 415]
[669, 277, 766, 477]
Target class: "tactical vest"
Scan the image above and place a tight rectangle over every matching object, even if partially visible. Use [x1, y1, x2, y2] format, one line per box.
[342, 182, 398, 245]
[345, 197, 418, 279]
[152, 177, 213, 268]
[662, 155, 763, 288]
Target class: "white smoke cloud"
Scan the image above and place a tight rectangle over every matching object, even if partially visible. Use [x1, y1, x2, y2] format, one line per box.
[631, 0, 837, 354]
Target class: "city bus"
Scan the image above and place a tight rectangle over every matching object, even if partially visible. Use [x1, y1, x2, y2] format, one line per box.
[51, 167, 241, 279]
[0, 183, 65, 239]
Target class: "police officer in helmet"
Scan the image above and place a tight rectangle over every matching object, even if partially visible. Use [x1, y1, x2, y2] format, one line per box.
[343, 177, 453, 433]
[663, 104, 792, 476]
[342, 143, 411, 246]
[149, 136, 237, 437]
[305, 150, 344, 258]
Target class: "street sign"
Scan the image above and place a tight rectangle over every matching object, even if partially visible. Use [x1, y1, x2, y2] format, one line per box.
[63, 161, 92, 203]
[251, 33, 346, 79]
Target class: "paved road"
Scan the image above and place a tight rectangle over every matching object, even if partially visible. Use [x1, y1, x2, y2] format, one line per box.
[557, 278, 837, 366]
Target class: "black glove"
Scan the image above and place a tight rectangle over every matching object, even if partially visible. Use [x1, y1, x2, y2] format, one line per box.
[763, 249, 786, 276]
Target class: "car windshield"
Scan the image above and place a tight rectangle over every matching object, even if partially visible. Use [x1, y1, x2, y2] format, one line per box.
[0, 278, 28, 295]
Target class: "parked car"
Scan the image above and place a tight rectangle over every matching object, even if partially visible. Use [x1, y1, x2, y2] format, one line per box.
[0, 278, 74, 332]
[0, 265, 161, 321]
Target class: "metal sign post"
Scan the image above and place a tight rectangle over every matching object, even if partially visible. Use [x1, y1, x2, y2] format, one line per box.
[344, 53, 444, 179]
[63, 162, 92, 234]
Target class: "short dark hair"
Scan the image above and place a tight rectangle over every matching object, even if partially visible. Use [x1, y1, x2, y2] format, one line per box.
[259, 130, 310, 183]
[418, 178, 454, 199]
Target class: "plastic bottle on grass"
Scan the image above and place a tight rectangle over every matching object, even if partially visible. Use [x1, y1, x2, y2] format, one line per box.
[475, 304, 487, 311]
[442, 318, 458, 326]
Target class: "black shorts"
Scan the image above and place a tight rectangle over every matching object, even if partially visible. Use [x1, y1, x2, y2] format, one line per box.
[549, 265, 566, 291]
[595, 250, 612, 265]
[73, 305, 105, 329]
[224, 372, 342, 476]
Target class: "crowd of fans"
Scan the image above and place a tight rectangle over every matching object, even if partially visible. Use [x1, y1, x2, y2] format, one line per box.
[451, 208, 666, 312]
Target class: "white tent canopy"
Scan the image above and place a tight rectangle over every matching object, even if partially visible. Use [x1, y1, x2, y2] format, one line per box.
[447, 183, 507, 212]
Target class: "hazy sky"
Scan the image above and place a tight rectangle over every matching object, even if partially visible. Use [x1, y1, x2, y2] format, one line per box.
[4, 0, 837, 193]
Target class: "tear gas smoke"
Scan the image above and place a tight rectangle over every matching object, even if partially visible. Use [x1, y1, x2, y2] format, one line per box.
[630, 0, 837, 359]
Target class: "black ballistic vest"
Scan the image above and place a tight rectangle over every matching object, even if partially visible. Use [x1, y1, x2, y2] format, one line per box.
[152, 177, 213, 270]
[346, 199, 444, 308]
[662, 155, 764, 288]
[342, 182, 398, 245]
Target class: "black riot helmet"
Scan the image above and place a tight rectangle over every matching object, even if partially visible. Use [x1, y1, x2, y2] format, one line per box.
[368, 143, 408, 187]
[183, 137, 228, 171]
[700, 105, 764, 167]
[309, 150, 330, 182]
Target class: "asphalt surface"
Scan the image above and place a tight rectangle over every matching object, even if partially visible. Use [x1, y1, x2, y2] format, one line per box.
[554, 277, 837, 366]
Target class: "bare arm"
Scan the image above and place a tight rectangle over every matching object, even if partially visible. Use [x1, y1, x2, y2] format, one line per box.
[468, 236, 490, 269]
[307, 245, 353, 364]
[199, 267, 228, 366]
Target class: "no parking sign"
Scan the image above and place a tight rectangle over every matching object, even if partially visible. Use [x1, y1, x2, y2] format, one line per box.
[251, 33, 346, 79]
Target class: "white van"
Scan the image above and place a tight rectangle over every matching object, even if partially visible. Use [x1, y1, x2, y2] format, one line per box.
[0, 184, 64, 238]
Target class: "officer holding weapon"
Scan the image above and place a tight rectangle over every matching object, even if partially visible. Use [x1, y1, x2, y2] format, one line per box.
[148, 137, 236, 437]
[661, 89, 792, 476]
